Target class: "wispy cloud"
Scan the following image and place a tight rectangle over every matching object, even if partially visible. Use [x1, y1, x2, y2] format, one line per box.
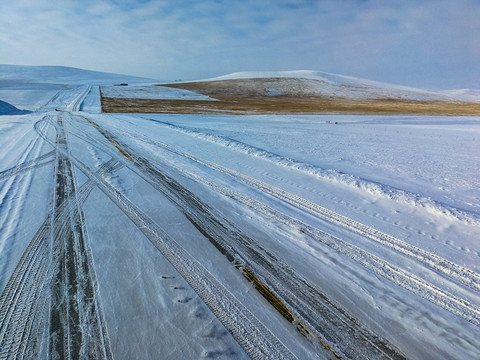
[1, 0, 479, 88]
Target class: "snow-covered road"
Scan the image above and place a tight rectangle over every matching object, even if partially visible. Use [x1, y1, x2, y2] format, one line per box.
[1, 84, 479, 359]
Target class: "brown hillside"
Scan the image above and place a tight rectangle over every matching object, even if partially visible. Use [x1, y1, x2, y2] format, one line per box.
[101, 79, 480, 115]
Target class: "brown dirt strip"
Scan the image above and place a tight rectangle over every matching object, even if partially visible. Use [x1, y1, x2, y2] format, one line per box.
[100, 81, 480, 115]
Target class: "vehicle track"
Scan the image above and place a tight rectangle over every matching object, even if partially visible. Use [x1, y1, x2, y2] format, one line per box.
[138, 135, 480, 324]
[33, 113, 299, 359]
[49, 114, 113, 359]
[0, 151, 55, 182]
[68, 113, 480, 356]
[126, 131, 480, 294]
[140, 157, 480, 328]
[0, 157, 120, 359]
[0, 219, 52, 359]
[74, 116, 407, 360]
[0, 115, 119, 360]
[0, 120, 51, 283]
[77, 116, 480, 348]
[69, 85, 91, 112]
[141, 117, 479, 224]
[39, 85, 91, 112]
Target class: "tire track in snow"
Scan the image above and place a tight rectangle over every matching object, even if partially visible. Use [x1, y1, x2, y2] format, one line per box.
[0, 119, 51, 283]
[37, 114, 296, 359]
[62, 145, 298, 360]
[79, 117, 405, 360]
[48, 114, 114, 359]
[0, 157, 121, 359]
[0, 218, 51, 358]
[113, 131, 480, 328]
[133, 158, 404, 359]
[69, 85, 91, 112]
[0, 115, 119, 359]
[128, 132, 480, 294]
[143, 117, 479, 224]
[40, 85, 91, 112]
[0, 151, 54, 182]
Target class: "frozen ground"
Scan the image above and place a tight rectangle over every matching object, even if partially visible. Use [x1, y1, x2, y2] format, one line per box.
[1, 67, 480, 360]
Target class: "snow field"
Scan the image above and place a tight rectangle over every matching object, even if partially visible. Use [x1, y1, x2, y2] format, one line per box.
[89, 111, 480, 359]
[1, 68, 480, 359]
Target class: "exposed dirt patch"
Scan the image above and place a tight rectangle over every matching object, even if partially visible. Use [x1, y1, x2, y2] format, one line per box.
[101, 96, 480, 115]
[100, 80, 480, 115]
[163, 78, 329, 98]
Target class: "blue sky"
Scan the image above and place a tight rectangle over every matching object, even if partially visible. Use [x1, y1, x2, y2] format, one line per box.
[1, 0, 479, 89]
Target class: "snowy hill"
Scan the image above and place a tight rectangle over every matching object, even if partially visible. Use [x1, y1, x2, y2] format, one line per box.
[0, 64, 159, 110]
[197, 70, 460, 101]
[0, 64, 157, 85]
[439, 89, 480, 102]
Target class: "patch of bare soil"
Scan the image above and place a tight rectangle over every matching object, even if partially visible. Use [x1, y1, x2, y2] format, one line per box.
[101, 80, 480, 115]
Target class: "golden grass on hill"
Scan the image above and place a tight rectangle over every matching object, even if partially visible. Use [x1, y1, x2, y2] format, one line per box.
[101, 96, 480, 115]
[100, 80, 480, 115]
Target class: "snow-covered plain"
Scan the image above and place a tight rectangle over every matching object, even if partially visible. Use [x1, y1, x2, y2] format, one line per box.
[1, 66, 480, 360]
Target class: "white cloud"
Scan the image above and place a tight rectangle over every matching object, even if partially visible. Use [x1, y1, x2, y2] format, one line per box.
[1, 0, 479, 88]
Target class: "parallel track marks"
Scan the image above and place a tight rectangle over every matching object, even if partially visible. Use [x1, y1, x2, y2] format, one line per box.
[128, 133, 480, 293]
[79, 117, 405, 360]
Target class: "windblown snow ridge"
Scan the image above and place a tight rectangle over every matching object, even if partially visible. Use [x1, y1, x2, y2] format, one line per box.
[147, 118, 479, 225]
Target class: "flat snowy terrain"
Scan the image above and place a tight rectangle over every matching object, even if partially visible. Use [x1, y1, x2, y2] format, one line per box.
[1, 66, 479, 359]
